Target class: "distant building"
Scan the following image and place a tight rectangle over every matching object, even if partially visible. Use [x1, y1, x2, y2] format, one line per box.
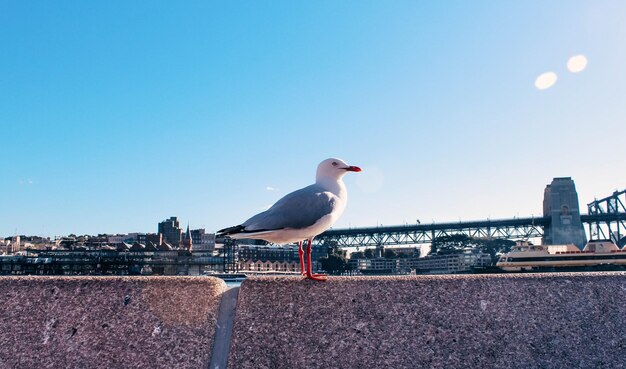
[238, 244, 298, 263]
[238, 244, 327, 264]
[350, 258, 400, 274]
[413, 252, 491, 274]
[92, 231, 179, 251]
[0, 235, 47, 254]
[389, 247, 420, 258]
[182, 225, 192, 251]
[111, 233, 159, 247]
[107, 235, 126, 244]
[58, 236, 77, 249]
[0, 248, 224, 276]
[145, 233, 162, 246]
[158, 217, 183, 247]
[189, 229, 215, 252]
[122, 233, 139, 243]
[238, 260, 300, 273]
[85, 235, 108, 249]
[0, 238, 9, 255]
[8, 236, 21, 254]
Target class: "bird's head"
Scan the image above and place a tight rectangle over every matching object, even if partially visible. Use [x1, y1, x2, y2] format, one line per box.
[316, 158, 361, 182]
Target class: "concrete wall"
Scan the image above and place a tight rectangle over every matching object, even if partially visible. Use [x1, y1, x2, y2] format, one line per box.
[4, 274, 626, 369]
[229, 274, 626, 369]
[0, 276, 225, 369]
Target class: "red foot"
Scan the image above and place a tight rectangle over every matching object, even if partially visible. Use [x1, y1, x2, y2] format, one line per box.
[298, 241, 305, 275]
[305, 273, 327, 281]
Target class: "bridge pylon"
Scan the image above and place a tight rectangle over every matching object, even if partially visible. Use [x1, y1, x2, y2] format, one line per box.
[542, 177, 587, 249]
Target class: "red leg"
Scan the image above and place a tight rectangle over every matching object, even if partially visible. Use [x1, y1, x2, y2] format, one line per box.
[305, 237, 327, 281]
[298, 241, 305, 275]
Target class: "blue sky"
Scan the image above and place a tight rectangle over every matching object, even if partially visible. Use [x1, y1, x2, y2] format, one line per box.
[2, 1, 625, 237]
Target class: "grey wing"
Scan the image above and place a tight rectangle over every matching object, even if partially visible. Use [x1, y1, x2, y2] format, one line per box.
[242, 184, 337, 231]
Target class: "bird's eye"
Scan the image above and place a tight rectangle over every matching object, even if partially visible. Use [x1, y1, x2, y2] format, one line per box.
[332, 162, 338, 166]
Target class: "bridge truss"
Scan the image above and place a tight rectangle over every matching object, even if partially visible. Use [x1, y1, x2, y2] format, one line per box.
[316, 213, 626, 248]
[316, 217, 549, 248]
[587, 190, 626, 245]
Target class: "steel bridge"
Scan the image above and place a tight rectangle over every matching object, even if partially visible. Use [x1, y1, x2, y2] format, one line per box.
[315, 213, 626, 248]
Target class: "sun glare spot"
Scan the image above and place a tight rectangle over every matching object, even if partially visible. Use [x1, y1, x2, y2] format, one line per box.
[535, 72, 558, 90]
[567, 54, 588, 73]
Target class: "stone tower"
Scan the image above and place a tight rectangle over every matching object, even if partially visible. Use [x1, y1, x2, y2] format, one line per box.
[542, 177, 587, 249]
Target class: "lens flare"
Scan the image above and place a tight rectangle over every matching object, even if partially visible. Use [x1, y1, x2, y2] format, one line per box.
[567, 54, 588, 73]
[535, 72, 558, 90]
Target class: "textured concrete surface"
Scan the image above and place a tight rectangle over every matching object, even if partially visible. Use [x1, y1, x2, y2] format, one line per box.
[0, 276, 226, 369]
[229, 273, 626, 369]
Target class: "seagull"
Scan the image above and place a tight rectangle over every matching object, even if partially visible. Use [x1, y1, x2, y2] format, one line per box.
[217, 158, 361, 281]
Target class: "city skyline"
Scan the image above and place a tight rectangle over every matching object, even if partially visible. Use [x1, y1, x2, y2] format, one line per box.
[2, 1, 626, 237]
[1, 176, 619, 240]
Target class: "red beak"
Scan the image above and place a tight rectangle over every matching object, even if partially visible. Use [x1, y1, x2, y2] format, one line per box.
[345, 166, 362, 172]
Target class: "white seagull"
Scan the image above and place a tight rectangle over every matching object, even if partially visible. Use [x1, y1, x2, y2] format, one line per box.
[217, 158, 361, 281]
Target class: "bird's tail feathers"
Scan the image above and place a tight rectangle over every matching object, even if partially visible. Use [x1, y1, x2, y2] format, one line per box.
[216, 225, 245, 237]
[216, 225, 279, 239]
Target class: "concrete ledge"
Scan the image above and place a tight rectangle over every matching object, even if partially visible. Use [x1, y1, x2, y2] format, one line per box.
[229, 274, 626, 369]
[0, 276, 226, 369]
